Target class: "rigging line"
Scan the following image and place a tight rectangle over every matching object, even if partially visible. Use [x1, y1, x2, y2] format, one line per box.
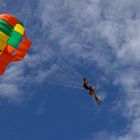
[41, 59, 76, 80]
[39, 47, 82, 84]
[87, 80, 96, 85]
[120, 89, 140, 93]
[57, 57, 78, 72]
[47, 82, 82, 89]
[47, 77, 82, 86]
[42, 63, 82, 86]
[45, 47, 83, 80]
[56, 60, 82, 84]
[49, 57, 81, 79]
[41, 56, 75, 78]
[58, 58, 83, 79]
[43, 65, 81, 86]
[47, 78, 81, 87]
[41, 58, 82, 85]
[46, 81, 83, 89]
[95, 88, 106, 91]
[29, 51, 82, 86]
[45, 77, 81, 87]
[44, 55, 82, 83]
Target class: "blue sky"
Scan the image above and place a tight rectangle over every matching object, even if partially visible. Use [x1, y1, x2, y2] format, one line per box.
[0, 0, 140, 140]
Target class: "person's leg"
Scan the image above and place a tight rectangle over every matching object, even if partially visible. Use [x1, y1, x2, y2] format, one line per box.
[96, 97, 101, 104]
[91, 94, 98, 104]
[95, 96, 101, 105]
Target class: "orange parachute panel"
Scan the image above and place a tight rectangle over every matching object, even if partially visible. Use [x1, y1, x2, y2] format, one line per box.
[0, 14, 19, 27]
[0, 49, 12, 75]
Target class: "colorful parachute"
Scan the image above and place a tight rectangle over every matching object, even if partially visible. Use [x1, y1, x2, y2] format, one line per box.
[0, 13, 31, 75]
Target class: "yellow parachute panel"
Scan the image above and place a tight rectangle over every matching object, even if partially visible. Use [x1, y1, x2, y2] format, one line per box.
[14, 24, 25, 35]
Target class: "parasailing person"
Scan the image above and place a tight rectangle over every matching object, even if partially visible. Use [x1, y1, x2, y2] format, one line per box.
[82, 78, 102, 105]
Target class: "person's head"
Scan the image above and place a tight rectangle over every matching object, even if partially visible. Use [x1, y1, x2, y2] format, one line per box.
[83, 78, 86, 81]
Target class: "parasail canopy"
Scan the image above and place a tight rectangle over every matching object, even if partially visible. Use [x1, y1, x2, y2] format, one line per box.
[0, 13, 32, 75]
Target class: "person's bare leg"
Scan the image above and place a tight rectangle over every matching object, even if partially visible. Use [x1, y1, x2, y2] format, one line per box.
[90, 94, 99, 105]
[94, 95, 101, 105]
[96, 96, 101, 105]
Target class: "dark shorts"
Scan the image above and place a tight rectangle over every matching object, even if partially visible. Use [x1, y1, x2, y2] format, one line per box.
[83, 85, 89, 90]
